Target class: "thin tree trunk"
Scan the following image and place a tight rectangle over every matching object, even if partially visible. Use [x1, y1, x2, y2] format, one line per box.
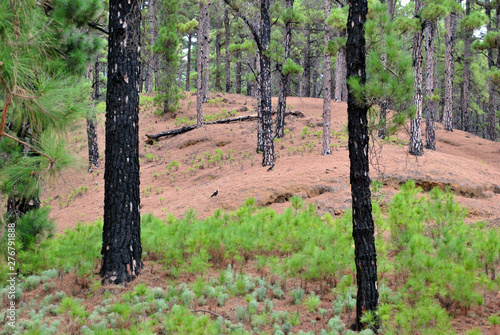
[186, 33, 192, 91]
[303, 26, 311, 97]
[461, 0, 471, 132]
[224, 7, 231, 92]
[488, 4, 500, 140]
[410, 0, 424, 156]
[101, 0, 143, 285]
[378, 0, 388, 139]
[86, 63, 100, 172]
[312, 67, 318, 98]
[335, 47, 347, 102]
[322, 0, 332, 155]
[215, 31, 222, 91]
[260, 0, 274, 166]
[346, 0, 379, 330]
[235, 46, 242, 94]
[150, 0, 159, 91]
[196, 29, 204, 128]
[276, 0, 294, 139]
[443, 12, 457, 132]
[202, 0, 210, 102]
[424, 20, 437, 150]
[256, 51, 264, 153]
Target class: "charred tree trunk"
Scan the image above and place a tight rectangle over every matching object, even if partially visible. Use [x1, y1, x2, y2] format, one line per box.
[87, 61, 100, 171]
[186, 33, 192, 91]
[410, 0, 424, 156]
[378, 0, 388, 139]
[443, 12, 457, 132]
[302, 26, 312, 97]
[461, 0, 471, 132]
[196, 29, 204, 128]
[276, 0, 294, 139]
[322, 0, 332, 155]
[346, 0, 379, 330]
[424, 20, 437, 150]
[101, 0, 143, 285]
[224, 7, 231, 93]
[235, 44, 242, 94]
[149, 0, 158, 91]
[215, 30, 222, 92]
[256, 51, 264, 153]
[202, 0, 210, 102]
[260, 0, 274, 166]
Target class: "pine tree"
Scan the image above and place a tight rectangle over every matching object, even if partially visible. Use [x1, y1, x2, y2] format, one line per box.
[0, 0, 101, 218]
[322, 0, 332, 155]
[443, 11, 458, 132]
[101, 0, 143, 284]
[346, 0, 379, 330]
[410, 0, 424, 156]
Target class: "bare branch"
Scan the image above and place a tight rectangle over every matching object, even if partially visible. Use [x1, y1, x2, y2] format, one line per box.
[88, 22, 109, 35]
[0, 131, 54, 168]
[223, 0, 262, 52]
[192, 309, 228, 319]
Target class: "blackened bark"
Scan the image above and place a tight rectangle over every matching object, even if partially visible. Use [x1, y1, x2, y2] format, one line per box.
[260, 0, 274, 166]
[235, 45, 242, 94]
[488, 4, 500, 141]
[346, 0, 379, 330]
[410, 0, 424, 156]
[378, 0, 388, 139]
[312, 67, 318, 98]
[303, 27, 311, 97]
[101, 0, 143, 285]
[424, 20, 437, 150]
[87, 62, 100, 171]
[276, 0, 294, 139]
[224, 7, 231, 93]
[256, 52, 264, 153]
[322, 0, 332, 155]
[186, 33, 192, 91]
[443, 12, 457, 132]
[196, 29, 204, 128]
[215, 30, 222, 91]
[461, 0, 471, 132]
[202, 0, 210, 102]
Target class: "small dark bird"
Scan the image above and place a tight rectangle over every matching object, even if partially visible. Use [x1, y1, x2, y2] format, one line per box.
[267, 164, 275, 172]
[210, 190, 218, 197]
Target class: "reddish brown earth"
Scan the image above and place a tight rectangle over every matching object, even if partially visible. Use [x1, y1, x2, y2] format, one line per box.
[43, 92, 500, 233]
[7, 92, 500, 334]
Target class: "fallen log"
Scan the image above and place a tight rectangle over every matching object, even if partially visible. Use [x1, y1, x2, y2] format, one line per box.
[145, 110, 304, 144]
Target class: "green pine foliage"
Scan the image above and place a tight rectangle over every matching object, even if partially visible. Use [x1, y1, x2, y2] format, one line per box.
[0, 182, 498, 334]
[154, 0, 182, 114]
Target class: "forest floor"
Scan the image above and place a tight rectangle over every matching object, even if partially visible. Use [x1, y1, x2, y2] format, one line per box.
[46, 91, 500, 233]
[14, 92, 500, 334]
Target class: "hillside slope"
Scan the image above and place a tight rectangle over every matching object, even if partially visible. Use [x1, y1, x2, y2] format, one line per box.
[43, 92, 500, 233]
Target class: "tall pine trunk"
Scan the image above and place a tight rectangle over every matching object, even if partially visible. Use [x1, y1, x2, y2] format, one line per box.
[215, 31, 222, 91]
[346, 0, 379, 330]
[335, 47, 347, 102]
[322, 0, 332, 155]
[224, 7, 231, 93]
[443, 12, 457, 132]
[87, 60, 100, 171]
[186, 33, 192, 91]
[410, 0, 424, 156]
[202, 0, 210, 102]
[196, 29, 204, 127]
[302, 27, 311, 97]
[260, 0, 274, 166]
[461, 0, 471, 132]
[424, 20, 437, 150]
[101, 0, 143, 285]
[276, 0, 294, 139]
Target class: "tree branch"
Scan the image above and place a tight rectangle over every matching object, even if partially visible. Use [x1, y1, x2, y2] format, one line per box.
[88, 22, 109, 35]
[223, 0, 262, 52]
[193, 309, 228, 319]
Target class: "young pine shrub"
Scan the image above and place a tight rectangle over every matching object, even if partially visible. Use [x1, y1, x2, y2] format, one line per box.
[290, 287, 305, 305]
[304, 291, 321, 312]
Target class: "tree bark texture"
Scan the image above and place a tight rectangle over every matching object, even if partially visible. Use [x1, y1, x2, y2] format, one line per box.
[202, 0, 210, 102]
[235, 43, 242, 94]
[346, 0, 379, 330]
[443, 12, 457, 132]
[302, 26, 311, 97]
[335, 47, 347, 102]
[410, 0, 424, 156]
[424, 20, 437, 150]
[102, 0, 143, 285]
[186, 33, 192, 91]
[487, 4, 500, 141]
[196, 29, 204, 128]
[276, 0, 294, 139]
[149, 0, 159, 91]
[260, 0, 274, 166]
[461, 0, 471, 132]
[322, 0, 332, 155]
[87, 62, 100, 171]
[215, 30, 222, 91]
[256, 52, 264, 153]
[224, 7, 231, 93]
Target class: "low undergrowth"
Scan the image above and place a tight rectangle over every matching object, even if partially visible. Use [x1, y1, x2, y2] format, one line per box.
[0, 181, 499, 334]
